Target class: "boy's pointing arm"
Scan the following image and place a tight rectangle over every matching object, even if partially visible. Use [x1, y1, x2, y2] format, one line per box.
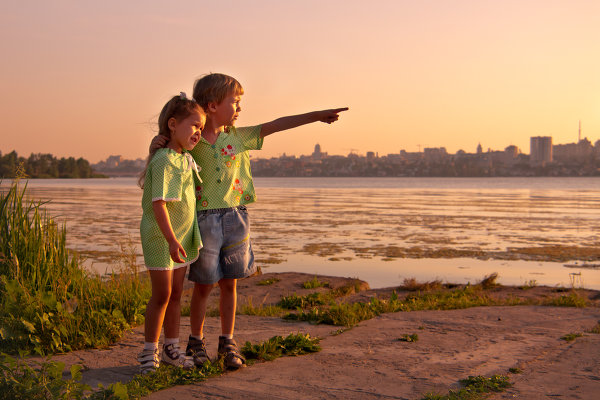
[260, 107, 349, 138]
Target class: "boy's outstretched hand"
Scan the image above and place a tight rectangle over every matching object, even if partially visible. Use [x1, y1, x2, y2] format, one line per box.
[149, 135, 169, 153]
[318, 107, 349, 124]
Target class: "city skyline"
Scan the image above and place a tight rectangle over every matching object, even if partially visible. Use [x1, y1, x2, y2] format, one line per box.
[1, 1, 599, 163]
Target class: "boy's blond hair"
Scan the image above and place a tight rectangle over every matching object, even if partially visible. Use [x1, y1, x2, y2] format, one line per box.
[192, 73, 244, 110]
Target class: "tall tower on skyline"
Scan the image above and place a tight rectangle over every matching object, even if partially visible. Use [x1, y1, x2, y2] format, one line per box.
[579, 120, 581, 142]
[530, 136, 553, 166]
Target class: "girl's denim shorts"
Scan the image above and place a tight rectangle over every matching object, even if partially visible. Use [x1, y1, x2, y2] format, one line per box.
[188, 205, 256, 285]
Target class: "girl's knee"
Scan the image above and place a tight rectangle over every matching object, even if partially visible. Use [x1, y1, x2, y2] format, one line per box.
[150, 287, 172, 307]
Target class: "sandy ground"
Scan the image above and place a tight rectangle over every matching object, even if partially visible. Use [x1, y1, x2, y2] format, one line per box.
[49, 272, 600, 400]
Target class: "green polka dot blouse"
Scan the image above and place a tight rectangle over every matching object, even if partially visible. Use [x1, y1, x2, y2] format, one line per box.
[189, 125, 263, 209]
[140, 148, 202, 269]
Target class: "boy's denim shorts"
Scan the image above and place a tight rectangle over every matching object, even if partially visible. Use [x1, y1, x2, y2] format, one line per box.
[188, 205, 256, 285]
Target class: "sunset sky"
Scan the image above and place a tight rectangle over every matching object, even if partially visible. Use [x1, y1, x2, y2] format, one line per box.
[1, 0, 599, 163]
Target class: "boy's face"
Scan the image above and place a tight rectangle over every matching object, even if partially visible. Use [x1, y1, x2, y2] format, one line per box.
[211, 92, 242, 127]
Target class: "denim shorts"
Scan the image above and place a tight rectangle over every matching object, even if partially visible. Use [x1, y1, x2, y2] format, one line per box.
[188, 205, 256, 285]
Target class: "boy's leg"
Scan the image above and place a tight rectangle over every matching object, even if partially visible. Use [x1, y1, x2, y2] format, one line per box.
[186, 282, 214, 366]
[218, 278, 237, 335]
[190, 282, 214, 337]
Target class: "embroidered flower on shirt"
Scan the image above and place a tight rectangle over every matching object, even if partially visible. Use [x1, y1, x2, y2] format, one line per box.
[235, 195, 241, 203]
[232, 179, 244, 194]
[221, 144, 237, 157]
[244, 194, 251, 201]
[226, 161, 232, 168]
[201, 200, 208, 208]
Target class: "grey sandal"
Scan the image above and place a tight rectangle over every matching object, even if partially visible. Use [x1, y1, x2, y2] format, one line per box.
[137, 348, 160, 374]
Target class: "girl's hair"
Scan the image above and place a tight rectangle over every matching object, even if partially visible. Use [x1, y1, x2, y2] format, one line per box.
[138, 94, 203, 188]
[192, 73, 244, 111]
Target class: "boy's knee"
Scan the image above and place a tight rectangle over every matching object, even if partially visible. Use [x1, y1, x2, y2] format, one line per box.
[193, 282, 214, 298]
[218, 278, 237, 293]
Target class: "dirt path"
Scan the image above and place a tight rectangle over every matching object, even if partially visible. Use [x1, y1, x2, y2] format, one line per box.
[47, 273, 600, 399]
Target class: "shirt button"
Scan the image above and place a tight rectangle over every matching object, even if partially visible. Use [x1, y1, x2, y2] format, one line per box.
[211, 144, 216, 149]
[216, 167, 220, 171]
[213, 154, 218, 158]
[217, 179, 221, 183]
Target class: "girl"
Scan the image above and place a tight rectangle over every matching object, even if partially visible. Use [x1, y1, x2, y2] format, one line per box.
[137, 93, 205, 374]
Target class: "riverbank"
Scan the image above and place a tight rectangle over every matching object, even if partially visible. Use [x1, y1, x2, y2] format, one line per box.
[46, 272, 600, 399]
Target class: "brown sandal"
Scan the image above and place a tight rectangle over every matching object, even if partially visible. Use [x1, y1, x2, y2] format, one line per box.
[218, 336, 246, 370]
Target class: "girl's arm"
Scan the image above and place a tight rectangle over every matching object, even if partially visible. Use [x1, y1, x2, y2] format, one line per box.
[152, 200, 187, 263]
[260, 107, 348, 138]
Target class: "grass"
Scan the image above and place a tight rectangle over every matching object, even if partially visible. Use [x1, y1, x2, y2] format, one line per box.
[257, 277, 280, 286]
[397, 333, 419, 342]
[239, 297, 286, 317]
[0, 178, 151, 355]
[587, 322, 600, 334]
[399, 278, 443, 292]
[0, 332, 320, 400]
[560, 333, 583, 342]
[281, 277, 589, 328]
[302, 276, 330, 289]
[283, 285, 502, 327]
[421, 375, 511, 400]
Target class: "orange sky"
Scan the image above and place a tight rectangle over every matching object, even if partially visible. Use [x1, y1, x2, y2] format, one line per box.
[1, 0, 599, 163]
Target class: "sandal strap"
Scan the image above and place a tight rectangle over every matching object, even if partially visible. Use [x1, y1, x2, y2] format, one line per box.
[219, 338, 246, 362]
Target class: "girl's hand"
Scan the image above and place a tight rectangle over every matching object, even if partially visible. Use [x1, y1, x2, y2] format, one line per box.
[168, 239, 187, 264]
[149, 135, 169, 153]
[318, 107, 349, 124]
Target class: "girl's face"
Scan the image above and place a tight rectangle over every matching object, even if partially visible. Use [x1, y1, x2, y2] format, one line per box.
[168, 110, 205, 152]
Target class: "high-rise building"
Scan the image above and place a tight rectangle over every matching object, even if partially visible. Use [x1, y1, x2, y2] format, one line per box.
[530, 136, 552, 165]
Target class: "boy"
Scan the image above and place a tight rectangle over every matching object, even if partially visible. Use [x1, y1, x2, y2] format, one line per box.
[153, 73, 347, 369]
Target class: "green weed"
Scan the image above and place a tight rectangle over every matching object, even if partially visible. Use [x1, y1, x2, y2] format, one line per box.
[587, 321, 600, 334]
[560, 333, 583, 342]
[0, 332, 320, 399]
[0, 352, 90, 400]
[241, 333, 321, 363]
[422, 374, 511, 400]
[238, 297, 286, 317]
[257, 277, 280, 286]
[278, 292, 331, 309]
[0, 179, 151, 355]
[399, 278, 443, 292]
[302, 276, 329, 289]
[397, 334, 419, 342]
[543, 292, 587, 307]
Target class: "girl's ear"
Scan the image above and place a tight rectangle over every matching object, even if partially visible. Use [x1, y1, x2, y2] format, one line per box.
[167, 117, 177, 134]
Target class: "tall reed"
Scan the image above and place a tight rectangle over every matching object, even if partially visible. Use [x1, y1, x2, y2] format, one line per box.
[0, 179, 150, 355]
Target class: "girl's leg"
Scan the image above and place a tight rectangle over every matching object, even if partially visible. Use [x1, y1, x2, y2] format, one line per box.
[144, 269, 173, 343]
[190, 282, 214, 337]
[163, 266, 188, 339]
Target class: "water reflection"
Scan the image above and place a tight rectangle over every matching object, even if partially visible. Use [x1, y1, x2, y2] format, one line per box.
[6, 177, 600, 289]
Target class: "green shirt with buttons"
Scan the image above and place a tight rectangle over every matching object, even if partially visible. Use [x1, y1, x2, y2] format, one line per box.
[189, 125, 263, 210]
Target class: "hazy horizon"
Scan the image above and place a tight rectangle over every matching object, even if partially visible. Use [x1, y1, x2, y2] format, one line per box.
[1, 0, 599, 163]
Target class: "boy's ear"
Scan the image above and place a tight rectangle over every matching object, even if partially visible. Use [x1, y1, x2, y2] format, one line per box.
[206, 102, 218, 113]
